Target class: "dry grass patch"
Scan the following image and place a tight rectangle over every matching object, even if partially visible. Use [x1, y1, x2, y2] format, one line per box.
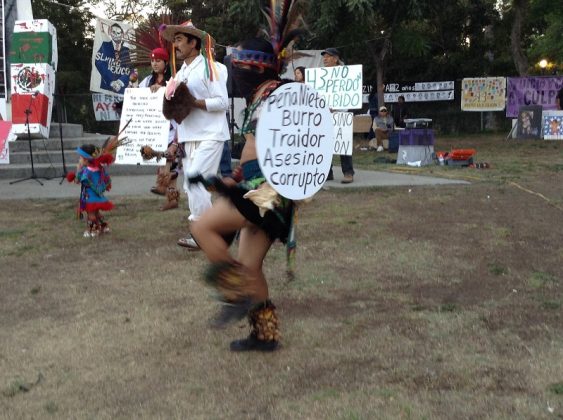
[1, 134, 562, 418]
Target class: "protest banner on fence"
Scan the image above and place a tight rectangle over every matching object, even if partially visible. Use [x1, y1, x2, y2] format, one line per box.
[305, 65, 363, 110]
[542, 111, 563, 140]
[369, 81, 455, 103]
[256, 82, 334, 199]
[92, 93, 122, 121]
[332, 112, 353, 156]
[461, 77, 506, 111]
[115, 88, 169, 165]
[506, 77, 563, 118]
[90, 18, 134, 96]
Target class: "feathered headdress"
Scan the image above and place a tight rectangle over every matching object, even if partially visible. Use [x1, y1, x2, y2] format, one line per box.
[128, 15, 174, 68]
[232, 0, 306, 73]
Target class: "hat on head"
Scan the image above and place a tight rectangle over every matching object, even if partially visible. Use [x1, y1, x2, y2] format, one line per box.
[159, 20, 215, 47]
[321, 47, 340, 58]
[151, 47, 169, 62]
[379, 106, 388, 111]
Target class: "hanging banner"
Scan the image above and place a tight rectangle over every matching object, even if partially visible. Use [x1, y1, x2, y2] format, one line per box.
[461, 77, 506, 111]
[90, 18, 134, 96]
[256, 82, 334, 200]
[115, 88, 169, 165]
[506, 77, 563, 118]
[377, 81, 455, 103]
[305, 65, 363, 109]
[92, 93, 122, 121]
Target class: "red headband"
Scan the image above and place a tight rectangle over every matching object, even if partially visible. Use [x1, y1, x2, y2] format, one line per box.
[151, 48, 169, 62]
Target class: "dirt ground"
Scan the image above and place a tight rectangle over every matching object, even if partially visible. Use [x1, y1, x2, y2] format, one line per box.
[1, 135, 562, 419]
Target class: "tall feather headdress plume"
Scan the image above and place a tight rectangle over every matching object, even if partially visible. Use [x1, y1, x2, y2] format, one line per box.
[127, 15, 174, 67]
[261, 0, 307, 72]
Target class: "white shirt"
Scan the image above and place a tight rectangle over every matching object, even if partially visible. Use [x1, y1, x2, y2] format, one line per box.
[174, 55, 230, 142]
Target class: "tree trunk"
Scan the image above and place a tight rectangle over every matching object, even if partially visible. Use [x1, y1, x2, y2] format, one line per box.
[510, 0, 529, 76]
[371, 38, 391, 107]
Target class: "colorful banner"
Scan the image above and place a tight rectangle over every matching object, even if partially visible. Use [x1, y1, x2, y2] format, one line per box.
[90, 18, 134, 96]
[506, 77, 563, 118]
[380, 81, 455, 103]
[461, 77, 506, 111]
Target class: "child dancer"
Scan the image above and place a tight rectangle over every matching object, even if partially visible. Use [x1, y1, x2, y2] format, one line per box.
[67, 144, 114, 237]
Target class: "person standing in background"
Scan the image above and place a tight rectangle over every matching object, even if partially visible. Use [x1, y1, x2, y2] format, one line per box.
[322, 48, 355, 184]
[294, 66, 306, 83]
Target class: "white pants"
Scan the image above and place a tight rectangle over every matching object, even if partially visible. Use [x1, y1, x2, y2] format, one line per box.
[182, 140, 224, 221]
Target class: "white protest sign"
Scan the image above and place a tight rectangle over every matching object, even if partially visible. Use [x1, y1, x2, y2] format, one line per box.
[332, 112, 353, 156]
[92, 93, 122, 121]
[305, 65, 363, 110]
[256, 83, 333, 200]
[116, 87, 169, 165]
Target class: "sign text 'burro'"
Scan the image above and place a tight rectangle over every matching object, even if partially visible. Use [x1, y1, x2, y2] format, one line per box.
[256, 83, 334, 200]
[305, 65, 363, 110]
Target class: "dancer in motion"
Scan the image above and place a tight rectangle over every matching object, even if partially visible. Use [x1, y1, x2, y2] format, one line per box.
[190, 0, 305, 352]
[67, 143, 115, 237]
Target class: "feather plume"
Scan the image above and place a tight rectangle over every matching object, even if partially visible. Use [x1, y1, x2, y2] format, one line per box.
[128, 15, 174, 67]
[260, 0, 307, 71]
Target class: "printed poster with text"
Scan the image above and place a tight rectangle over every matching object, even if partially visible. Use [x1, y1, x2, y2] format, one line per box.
[461, 77, 506, 112]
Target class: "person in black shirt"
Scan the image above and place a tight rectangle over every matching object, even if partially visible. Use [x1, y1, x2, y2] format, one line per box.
[391, 95, 409, 128]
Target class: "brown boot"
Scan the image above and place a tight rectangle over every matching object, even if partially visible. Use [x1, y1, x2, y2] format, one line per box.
[161, 187, 179, 211]
[151, 167, 170, 195]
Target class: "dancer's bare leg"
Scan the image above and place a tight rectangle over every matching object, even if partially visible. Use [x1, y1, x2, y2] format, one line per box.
[237, 225, 272, 302]
[190, 197, 245, 263]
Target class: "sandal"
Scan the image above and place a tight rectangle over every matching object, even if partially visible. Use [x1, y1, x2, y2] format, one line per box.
[177, 234, 200, 250]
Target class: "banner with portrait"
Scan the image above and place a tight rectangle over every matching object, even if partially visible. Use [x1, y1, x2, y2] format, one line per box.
[506, 77, 563, 118]
[90, 18, 134, 96]
[461, 77, 506, 111]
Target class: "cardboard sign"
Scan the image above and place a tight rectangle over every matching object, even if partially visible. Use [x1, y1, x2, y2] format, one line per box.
[13, 19, 58, 70]
[332, 112, 353, 156]
[542, 110, 563, 140]
[305, 65, 363, 109]
[115, 88, 169, 165]
[461, 77, 506, 111]
[256, 82, 333, 200]
[92, 93, 122, 121]
[10, 63, 55, 96]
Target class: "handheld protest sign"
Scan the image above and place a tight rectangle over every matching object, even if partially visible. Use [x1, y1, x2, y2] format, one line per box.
[115, 87, 170, 165]
[305, 65, 363, 110]
[256, 82, 333, 200]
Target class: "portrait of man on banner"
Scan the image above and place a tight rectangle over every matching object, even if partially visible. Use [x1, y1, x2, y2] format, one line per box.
[90, 18, 134, 96]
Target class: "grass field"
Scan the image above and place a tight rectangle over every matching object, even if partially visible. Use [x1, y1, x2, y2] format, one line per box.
[1, 134, 562, 419]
